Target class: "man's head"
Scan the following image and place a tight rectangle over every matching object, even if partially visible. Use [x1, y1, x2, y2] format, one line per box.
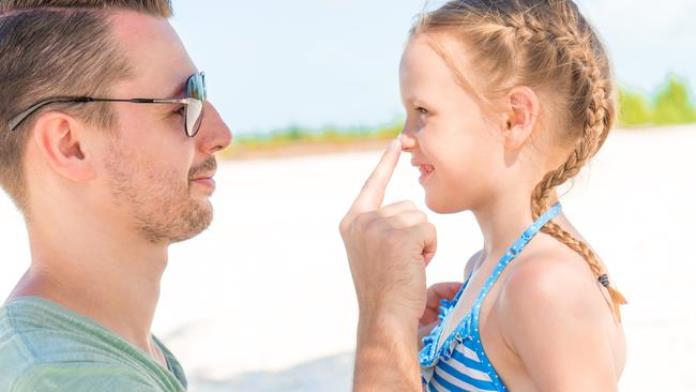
[0, 0, 232, 244]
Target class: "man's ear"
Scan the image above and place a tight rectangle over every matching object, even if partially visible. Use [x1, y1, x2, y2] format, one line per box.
[501, 86, 540, 150]
[32, 113, 96, 183]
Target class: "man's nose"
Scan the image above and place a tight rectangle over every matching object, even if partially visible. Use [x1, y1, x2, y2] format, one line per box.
[196, 102, 232, 154]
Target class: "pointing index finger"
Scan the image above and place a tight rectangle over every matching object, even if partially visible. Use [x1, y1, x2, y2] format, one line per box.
[347, 137, 402, 218]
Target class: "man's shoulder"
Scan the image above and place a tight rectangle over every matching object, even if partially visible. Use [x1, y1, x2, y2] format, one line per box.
[0, 328, 181, 392]
[6, 361, 158, 392]
[0, 297, 117, 364]
[0, 300, 152, 391]
[0, 298, 186, 392]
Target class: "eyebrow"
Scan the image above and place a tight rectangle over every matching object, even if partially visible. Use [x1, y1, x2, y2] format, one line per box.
[162, 71, 196, 99]
[164, 81, 186, 99]
[405, 95, 428, 107]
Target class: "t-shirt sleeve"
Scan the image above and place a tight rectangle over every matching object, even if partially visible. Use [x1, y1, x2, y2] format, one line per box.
[10, 362, 171, 392]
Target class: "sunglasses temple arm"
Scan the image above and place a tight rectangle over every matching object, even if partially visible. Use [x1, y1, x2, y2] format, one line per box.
[9, 99, 78, 131]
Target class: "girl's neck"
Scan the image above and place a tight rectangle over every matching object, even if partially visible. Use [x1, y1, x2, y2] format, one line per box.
[472, 189, 558, 262]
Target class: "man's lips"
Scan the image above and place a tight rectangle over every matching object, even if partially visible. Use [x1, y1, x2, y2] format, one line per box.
[191, 170, 216, 180]
[190, 173, 216, 190]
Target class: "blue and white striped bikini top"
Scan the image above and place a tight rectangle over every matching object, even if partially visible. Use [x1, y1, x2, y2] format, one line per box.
[419, 203, 562, 392]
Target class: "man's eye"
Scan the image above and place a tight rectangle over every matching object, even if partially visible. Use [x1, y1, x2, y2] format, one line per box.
[174, 106, 186, 116]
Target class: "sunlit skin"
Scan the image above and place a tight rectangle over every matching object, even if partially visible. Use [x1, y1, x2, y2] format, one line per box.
[399, 34, 626, 391]
[6, 11, 232, 365]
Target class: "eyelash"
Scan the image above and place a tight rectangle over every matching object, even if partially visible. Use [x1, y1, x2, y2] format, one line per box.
[174, 106, 186, 116]
[416, 107, 429, 116]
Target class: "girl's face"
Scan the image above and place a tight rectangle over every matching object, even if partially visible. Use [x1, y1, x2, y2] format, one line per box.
[399, 34, 508, 214]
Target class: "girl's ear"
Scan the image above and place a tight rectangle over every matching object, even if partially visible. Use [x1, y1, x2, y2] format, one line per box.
[502, 86, 540, 150]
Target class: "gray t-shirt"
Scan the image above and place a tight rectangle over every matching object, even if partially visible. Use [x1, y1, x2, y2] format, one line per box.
[0, 297, 187, 391]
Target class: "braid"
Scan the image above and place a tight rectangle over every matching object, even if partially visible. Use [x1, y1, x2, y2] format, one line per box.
[519, 8, 627, 320]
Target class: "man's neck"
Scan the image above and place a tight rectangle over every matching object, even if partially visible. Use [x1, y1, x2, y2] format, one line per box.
[9, 218, 169, 358]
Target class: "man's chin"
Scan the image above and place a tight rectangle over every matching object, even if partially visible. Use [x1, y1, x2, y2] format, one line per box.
[168, 223, 211, 244]
[184, 209, 213, 240]
[162, 203, 214, 244]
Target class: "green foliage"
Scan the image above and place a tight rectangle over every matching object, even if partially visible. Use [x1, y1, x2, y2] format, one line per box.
[232, 122, 403, 147]
[652, 76, 696, 125]
[618, 89, 652, 126]
[619, 74, 696, 127]
[222, 121, 404, 158]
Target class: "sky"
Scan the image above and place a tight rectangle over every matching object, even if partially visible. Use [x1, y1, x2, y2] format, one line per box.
[170, 0, 696, 134]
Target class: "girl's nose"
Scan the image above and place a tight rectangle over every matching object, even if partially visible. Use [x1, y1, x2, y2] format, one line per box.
[400, 129, 418, 152]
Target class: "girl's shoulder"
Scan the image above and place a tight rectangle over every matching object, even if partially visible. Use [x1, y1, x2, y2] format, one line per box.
[491, 237, 625, 387]
[496, 237, 610, 326]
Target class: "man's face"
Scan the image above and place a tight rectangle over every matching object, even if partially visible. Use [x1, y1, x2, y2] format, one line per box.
[97, 12, 232, 244]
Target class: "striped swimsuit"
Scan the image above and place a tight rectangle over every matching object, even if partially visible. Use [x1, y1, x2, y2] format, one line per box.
[419, 204, 562, 392]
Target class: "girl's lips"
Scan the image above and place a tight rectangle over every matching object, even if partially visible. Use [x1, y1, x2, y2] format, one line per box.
[418, 164, 434, 184]
[418, 165, 434, 175]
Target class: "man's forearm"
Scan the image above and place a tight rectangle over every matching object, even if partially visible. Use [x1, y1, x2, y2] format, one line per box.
[353, 313, 421, 391]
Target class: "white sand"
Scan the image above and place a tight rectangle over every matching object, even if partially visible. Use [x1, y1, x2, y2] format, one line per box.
[2, 126, 695, 391]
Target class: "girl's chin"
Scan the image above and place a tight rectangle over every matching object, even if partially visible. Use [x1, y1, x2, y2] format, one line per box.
[424, 191, 467, 214]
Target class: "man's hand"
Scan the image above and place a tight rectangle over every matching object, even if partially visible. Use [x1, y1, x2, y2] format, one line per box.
[340, 138, 436, 325]
[340, 138, 437, 391]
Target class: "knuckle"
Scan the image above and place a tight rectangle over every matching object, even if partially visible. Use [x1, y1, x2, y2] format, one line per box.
[363, 214, 385, 235]
[375, 208, 389, 219]
[394, 200, 417, 211]
[422, 221, 436, 232]
[387, 214, 404, 227]
[338, 217, 351, 236]
[353, 212, 372, 228]
[415, 210, 428, 222]
[341, 212, 378, 238]
[384, 228, 404, 247]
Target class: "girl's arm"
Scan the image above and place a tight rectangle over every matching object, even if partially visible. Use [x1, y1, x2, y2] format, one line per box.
[498, 256, 619, 392]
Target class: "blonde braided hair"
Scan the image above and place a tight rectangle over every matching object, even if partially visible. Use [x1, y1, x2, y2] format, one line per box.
[412, 0, 627, 320]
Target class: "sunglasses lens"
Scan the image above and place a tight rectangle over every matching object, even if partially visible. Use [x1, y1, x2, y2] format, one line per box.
[185, 99, 204, 137]
[184, 72, 206, 137]
[187, 72, 207, 101]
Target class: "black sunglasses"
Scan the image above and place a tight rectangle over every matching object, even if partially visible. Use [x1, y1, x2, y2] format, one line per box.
[8, 72, 207, 137]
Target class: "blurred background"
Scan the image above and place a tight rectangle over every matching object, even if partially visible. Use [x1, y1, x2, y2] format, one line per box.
[173, 0, 696, 145]
[2, 0, 695, 390]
